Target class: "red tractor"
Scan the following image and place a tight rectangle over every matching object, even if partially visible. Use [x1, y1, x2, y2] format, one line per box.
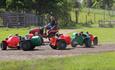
[49, 34, 71, 50]
[1, 35, 20, 50]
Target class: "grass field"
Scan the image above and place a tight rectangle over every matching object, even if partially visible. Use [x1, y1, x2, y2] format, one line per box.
[0, 27, 28, 41]
[0, 52, 115, 70]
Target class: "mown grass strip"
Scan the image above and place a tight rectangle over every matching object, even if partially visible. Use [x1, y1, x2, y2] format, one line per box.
[0, 52, 115, 70]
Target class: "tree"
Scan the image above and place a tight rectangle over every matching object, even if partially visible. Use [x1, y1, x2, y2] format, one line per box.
[6, 0, 34, 12]
[20, 0, 33, 13]
[32, 0, 71, 19]
[33, 0, 63, 15]
[100, 0, 113, 10]
[83, 0, 114, 10]
[6, 0, 24, 12]
[72, 0, 81, 23]
[0, 0, 6, 8]
[84, 0, 93, 8]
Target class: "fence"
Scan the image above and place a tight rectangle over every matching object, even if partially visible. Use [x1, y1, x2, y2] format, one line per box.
[77, 8, 115, 27]
[99, 20, 115, 28]
[0, 13, 45, 28]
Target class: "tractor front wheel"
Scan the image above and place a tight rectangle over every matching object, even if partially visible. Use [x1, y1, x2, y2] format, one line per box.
[71, 39, 78, 48]
[50, 44, 57, 50]
[1, 41, 7, 50]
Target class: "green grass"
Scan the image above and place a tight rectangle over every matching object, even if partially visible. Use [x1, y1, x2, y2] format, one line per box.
[0, 27, 28, 41]
[0, 52, 115, 70]
[69, 28, 115, 44]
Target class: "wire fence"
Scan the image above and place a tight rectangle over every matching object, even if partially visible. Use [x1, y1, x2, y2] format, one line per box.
[75, 8, 115, 27]
[0, 12, 47, 28]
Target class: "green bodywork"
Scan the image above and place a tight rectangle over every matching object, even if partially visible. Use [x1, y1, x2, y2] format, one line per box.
[76, 35, 84, 45]
[31, 36, 42, 46]
[71, 32, 77, 39]
[71, 32, 90, 45]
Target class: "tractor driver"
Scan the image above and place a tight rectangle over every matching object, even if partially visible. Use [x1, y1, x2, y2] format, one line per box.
[45, 16, 58, 31]
[45, 16, 59, 37]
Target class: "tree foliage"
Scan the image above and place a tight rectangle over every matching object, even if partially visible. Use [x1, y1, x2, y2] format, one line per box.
[0, 0, 6, 8]
[100, 0, 113, 9]
[83, 0, 114, 10]
[0, 0, 71, 18]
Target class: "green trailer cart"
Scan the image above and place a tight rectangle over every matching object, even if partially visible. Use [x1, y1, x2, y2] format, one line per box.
[21, 36, 43, 51]
[71, 32, 92, 48]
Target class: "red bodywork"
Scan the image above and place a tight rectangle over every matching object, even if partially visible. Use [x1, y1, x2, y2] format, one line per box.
[29, 27, 40, 35]
[28, 33, 34, 39]
[29, 27, 58, 38]
[49, 37, 57, 46]
[59, 35, 71, 44]
[49, 34, 71, 46]
[89, 34, 95, 42]
[3, 36, 20, 48]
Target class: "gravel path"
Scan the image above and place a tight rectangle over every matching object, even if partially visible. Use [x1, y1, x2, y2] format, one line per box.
[0, 44, 115, 60]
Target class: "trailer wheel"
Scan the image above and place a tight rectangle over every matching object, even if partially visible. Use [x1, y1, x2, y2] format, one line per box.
[1, 41, 7, 50]
[71, 39, 78, 48]
[57, 39, 67, 50]
[84, 38, 92, 48]
[93, 37, 98, 46]
[21, 40, 35, 51]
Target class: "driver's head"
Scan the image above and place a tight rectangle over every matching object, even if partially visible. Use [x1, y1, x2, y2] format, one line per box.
[35, 32, 39, 36]
[15, 34, 19, 36]
[50, 16, 55, 22]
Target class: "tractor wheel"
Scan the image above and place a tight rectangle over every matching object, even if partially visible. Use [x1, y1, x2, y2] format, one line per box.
[21, 40, 35, 51]
[17, 46, 20, 50]
[93, 37, 98, 46]
[19, 41, 23, 49]
[84, 38, 92, 48]
[1, 41, 7, 50]
[50, 44, 57, 50]
[71, 39, 78, 48]
[57, 39, 67, 50]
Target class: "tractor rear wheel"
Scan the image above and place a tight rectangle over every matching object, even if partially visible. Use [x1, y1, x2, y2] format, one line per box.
[93, 37, 98, 46]
[21, 40, 35, 51]
[84, 38, 92, 48]
[57, 39, 67, 50]
[1, 41, 7, 50]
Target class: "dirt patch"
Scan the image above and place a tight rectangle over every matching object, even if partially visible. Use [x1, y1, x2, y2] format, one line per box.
[59, 29, 77, 34]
